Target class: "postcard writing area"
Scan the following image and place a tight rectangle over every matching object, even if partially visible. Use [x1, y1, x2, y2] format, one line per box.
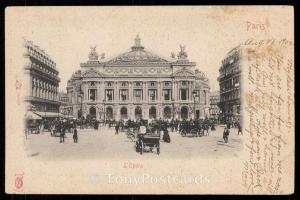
[242, 38, 293, 194]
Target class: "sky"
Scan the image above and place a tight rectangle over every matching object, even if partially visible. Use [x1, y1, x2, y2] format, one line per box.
[6, 6, 293, 92]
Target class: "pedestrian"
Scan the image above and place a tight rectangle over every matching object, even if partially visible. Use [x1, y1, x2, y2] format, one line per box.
[211, 123, 216, 131]
[115, 121, 119, 134]
[73, 127, 78, 143]
[163, 127, 171, 143]
[60, 127, 65, 143]
[223, 127, 230, 143]
[237, 122, 242, 135]
[226, 120, 231, 129]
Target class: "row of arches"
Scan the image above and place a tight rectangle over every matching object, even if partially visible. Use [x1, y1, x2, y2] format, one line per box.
[86, 106, 190, 120]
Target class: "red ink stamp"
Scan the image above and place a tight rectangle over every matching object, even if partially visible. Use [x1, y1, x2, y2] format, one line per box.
[14, 172, 24, 192]
[246, 21, 266, 32]
[15, 79, 22, 105]
[15, 80, 22, 90]
[123, 162, 144, 169]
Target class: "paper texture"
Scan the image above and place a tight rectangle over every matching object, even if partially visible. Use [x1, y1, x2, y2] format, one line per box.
[5, 6, 294, 194]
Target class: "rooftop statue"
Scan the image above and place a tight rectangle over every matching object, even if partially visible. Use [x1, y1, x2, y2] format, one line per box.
[177, 45, 188, 60]
[88, 45, 99, 61]
[170, 52, 176, 59]
[134, 34, 141, 47]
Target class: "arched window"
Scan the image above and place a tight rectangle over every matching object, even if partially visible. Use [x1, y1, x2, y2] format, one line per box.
[120, 107, 128, 119]
[163, 107, 172, 119]
[89, 107, 96, 118]
[149, 107, 157, 119]
[181, 106, 188, 119]
[106, 107, 113, 120]
[135, 106, 142, 119]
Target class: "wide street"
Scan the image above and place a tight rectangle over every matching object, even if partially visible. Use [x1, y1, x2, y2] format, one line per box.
[25, 125, 243, 160]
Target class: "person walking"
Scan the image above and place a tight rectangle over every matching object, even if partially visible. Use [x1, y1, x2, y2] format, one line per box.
[115, 121, 119, 135]
[223, 127, 230, 143]
[226, 120, 231, 129]
[60, 127, 65, 143]
[237, 122, 242, 135]
[73, 127, 78, 143]
[163, 127, 171, 143]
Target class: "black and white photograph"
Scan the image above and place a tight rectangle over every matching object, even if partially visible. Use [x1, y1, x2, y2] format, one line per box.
[5, 6, 294, 194]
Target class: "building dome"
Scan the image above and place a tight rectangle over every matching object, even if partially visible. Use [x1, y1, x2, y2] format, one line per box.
[195, 69, 208, 81]
[107, 34, 168, 64]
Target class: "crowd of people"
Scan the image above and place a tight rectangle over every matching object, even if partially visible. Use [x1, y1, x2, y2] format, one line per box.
[29, 115, 242, 145]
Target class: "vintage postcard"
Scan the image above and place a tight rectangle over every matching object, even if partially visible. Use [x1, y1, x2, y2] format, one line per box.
[5, 6, 294, 194]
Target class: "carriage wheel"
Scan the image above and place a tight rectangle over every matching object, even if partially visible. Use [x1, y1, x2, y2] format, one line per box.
[191, 129, 197, 137]
[135, 142, 139, 152]
[140, 142, 143, 155]
[156, 142, 160, 155]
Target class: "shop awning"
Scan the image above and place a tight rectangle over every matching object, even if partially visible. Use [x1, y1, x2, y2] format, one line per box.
[25, 111, 42, 120]
[64, 115, 74, 119]
[34, 111, 62, 118]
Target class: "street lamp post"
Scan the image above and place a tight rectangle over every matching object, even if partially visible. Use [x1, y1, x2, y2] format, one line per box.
[78, 93, 83, 119]
[171, 98, 175, 120]
[192, 90, 198, 120]
[103, 99, 106, 126]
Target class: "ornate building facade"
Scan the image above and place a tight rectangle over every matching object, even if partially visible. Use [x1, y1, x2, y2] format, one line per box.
[67, 35, 210, 121]
[23, 39, 61, 117]
[209, 91, 220, 119]
[218, 46, 241, 122]
[59, 92, 72, 116]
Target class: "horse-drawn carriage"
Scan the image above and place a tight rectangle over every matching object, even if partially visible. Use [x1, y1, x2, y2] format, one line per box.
[179, 121, 209, 137]
[135, 126, 160, 155]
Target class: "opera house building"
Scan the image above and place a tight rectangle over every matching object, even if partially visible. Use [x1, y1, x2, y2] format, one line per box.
[67, 35, 210, 121]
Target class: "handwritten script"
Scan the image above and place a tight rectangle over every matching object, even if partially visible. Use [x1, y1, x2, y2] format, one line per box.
[241, 38, 293, 194]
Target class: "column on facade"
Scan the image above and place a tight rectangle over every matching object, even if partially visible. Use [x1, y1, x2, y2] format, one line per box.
[129, 82, 132, 102]
[158, 81, 161, 102]
[49, 84, 51, 100]
[114, 81, 118, 103]
[40, 81, 43, 99]
[43, 81, 46, 99]
[83, 82, 88, 101]
[51, 85, 54, 100]
[32, 77, 36, 97]
[46, 83, 48, 99]
[46, 82, 48, 100]
[189, 80, 192, 101]
[143, 82, 147, 102]
[35, 78, 38, 98]
[178, 82, 181, 101]
[145, 81, 148, 102]
[50, 84, 53, 100]
[175, 81, 178, 101]
[44, 82, 47, 99]
[40, 80, 42, 98]
[46, 82, 49, 100]
[37, 79, 41, 98]
[53, 84, 56, 101]
[51, 83, 54, 100]
[50, 84, 52, 100]
[39, 80, 42, 98]
[98, 80, 103, 102]
[45, 82, 47, 99]
[46, 82, 50, 100]
[55, 86, 58, 101]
